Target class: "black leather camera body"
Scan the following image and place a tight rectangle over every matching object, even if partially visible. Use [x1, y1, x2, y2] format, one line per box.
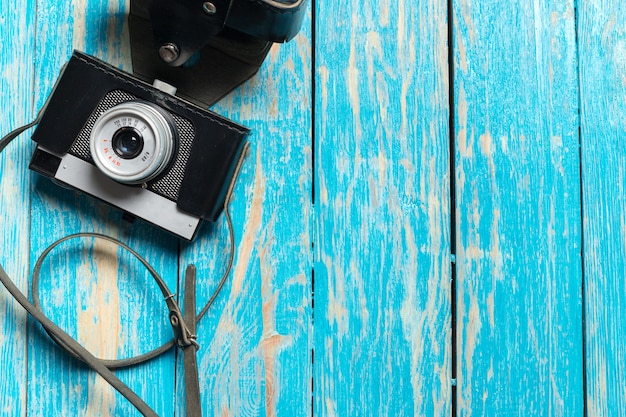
[29, 51, 249, 240]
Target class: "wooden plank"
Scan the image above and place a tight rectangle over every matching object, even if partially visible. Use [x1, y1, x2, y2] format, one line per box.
[577, 2, 626, 415]
[313, 0, 451, 415]
[27, 1, 178, 415]
[451, 1, 584, 415]
[0, 1, 36, 416]
[176, 11, 314, 417]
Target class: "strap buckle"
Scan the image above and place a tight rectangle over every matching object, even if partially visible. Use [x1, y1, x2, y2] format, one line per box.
[169, 308, 200, 350]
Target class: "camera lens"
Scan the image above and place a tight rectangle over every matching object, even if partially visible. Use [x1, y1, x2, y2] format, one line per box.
[112, 127, 144, 159]
[89, 101, 177, 184]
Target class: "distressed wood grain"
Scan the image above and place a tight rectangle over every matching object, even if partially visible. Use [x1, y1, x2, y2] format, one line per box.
[577, 1, 626, 415]
[0, 1, 36, 416]
[176, 9, 313, 417]
[452, 0, 584, 415]
[5, 0, 626, 415]
[313, 0, 451, 415]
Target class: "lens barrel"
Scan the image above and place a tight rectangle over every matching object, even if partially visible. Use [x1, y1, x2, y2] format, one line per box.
[90, 101, 176, 184]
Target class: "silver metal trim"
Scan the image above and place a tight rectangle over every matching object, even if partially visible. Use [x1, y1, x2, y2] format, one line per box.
[54, 153, 200, 240]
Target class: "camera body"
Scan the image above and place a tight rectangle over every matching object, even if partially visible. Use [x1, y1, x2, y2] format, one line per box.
[29, 51, 249, 240]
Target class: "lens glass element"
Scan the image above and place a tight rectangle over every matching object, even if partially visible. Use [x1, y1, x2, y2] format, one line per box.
[112, 127, 144, 159]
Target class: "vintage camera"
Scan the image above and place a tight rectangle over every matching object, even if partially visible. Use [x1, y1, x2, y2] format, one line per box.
[29, 51, 249, 240]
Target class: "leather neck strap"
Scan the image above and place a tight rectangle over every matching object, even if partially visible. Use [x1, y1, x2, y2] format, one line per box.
[0, 116, 247, 416]
[28, 232, 205, 417]
[183, 265, 203, 417]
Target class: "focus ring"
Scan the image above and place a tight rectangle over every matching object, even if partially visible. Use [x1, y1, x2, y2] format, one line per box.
[89, 101, 177, 184]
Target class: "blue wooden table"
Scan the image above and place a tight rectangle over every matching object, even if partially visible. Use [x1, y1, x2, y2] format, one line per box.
[1, 0, 625, 415]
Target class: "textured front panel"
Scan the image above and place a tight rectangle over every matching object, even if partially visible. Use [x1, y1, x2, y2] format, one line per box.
[69, 89, 194, 201]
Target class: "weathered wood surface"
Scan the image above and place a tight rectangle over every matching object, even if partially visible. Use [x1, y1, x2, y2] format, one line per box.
[451, 0, 584, 415]
[313, 0, 451, 415]
[1, 0, 626, 416]
[0, 1, 35, 416]
[578, 1, 626, 416]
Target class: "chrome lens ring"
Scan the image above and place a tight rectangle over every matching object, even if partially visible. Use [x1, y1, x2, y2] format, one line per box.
[90, 101, 176, 184]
